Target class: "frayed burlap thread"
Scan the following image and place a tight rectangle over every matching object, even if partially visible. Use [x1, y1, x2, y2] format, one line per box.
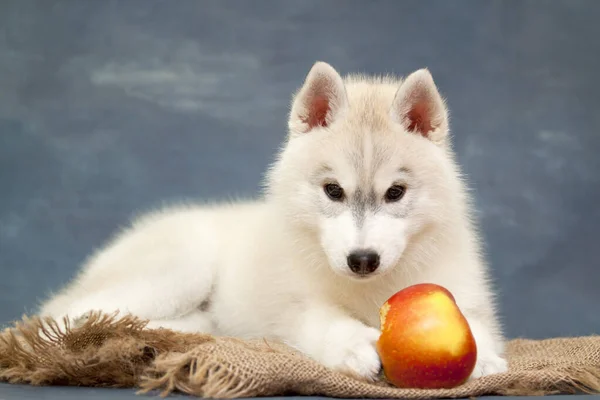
[0, 313, 598, 398]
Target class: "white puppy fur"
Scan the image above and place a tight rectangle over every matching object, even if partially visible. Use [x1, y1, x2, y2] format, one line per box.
[39, 61, 508, 381]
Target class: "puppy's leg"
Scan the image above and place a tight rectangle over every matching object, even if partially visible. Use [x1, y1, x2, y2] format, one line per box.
[284, 303, 381, 381]
[69, 306, 214, 335]
[42, 266, 215, 336]
[465, 315, 508, 379]
[145, 309, 214, 333]
[71, 279, 207, 318]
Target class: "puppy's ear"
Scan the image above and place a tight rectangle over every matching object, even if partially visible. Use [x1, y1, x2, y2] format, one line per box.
[390, 69, 449, 144]
[288, 61, 348, 135]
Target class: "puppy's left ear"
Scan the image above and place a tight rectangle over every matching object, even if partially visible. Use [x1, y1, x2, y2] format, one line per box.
[390, 69, 449, 144]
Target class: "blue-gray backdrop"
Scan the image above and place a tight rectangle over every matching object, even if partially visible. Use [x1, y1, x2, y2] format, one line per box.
[1, 0, 599, 344]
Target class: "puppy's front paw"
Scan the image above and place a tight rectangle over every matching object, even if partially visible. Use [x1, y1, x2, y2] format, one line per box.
[469, 351, 508, 380]
[323, 322, 381, 381]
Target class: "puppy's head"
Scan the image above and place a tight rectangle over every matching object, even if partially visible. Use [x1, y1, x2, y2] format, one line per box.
[267, 62, 461, 280]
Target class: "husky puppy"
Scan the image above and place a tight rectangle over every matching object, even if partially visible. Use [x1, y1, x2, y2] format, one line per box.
[39, 62, 508, 381]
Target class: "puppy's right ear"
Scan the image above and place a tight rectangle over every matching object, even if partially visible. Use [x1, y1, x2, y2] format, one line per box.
[288, 61, 348, 135]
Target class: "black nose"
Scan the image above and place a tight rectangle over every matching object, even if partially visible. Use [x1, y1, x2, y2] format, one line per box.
[347, 250, 380, 275]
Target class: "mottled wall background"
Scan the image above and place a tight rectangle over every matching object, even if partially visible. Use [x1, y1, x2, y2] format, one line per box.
[1, 0, 599, 339]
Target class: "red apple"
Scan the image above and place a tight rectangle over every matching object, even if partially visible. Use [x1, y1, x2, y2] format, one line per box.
[376, 283, 477, 389]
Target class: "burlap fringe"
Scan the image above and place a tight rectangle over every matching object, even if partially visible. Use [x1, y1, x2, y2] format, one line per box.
[1, 313, 599, 398]
[499, 367, 600, 397]
[0, 312, 152, 387]
[138, 350, 600, 398]
[139, 351, 262, 398]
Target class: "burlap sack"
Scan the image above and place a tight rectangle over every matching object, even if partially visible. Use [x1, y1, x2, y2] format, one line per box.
[0, 312, 598, 398]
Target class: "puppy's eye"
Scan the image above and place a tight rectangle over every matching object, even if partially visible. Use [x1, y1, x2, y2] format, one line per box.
[324, 183, 344, 201]
[384, 185, 406, 202]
